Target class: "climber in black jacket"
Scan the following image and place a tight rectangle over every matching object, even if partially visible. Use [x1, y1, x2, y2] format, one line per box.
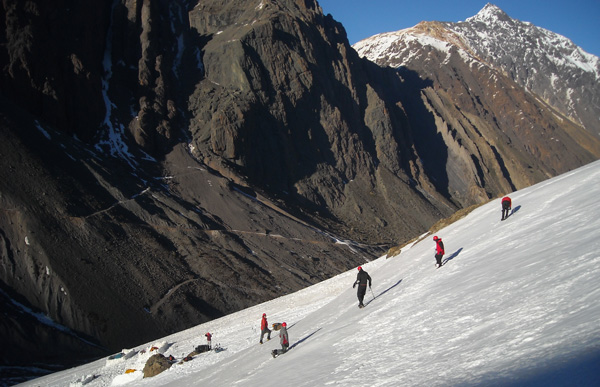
[353, 266, 372, 308]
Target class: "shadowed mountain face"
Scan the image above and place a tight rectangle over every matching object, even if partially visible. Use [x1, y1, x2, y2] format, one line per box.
[0, 0, 598, 380]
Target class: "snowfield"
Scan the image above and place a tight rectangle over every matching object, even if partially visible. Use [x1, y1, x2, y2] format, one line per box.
[20, 160, 600, 387]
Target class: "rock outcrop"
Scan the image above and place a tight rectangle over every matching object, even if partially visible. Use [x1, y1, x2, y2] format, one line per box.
[142, 354, 172, 378]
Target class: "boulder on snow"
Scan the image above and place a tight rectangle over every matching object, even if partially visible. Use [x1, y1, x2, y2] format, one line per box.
[142, 354, 172, 378]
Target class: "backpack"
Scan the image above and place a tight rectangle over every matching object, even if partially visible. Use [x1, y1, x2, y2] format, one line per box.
[195, 345, 211, 353]
[437, 240, 445, 254]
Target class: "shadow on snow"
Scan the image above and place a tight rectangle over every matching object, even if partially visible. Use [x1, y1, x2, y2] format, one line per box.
[443, 247, 463, 266]
[365, 279, 403, 306]
[289, 328, 322, 351]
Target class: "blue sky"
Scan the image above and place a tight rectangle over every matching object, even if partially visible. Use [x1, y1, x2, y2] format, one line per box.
[318, 0, 600, 57]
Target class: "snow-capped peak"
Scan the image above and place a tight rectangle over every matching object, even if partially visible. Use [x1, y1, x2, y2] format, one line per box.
[354, 4, 600, 136]
[466, 3, 511, 24]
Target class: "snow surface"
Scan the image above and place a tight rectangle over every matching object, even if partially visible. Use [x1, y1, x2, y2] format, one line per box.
[20, 160, 600, 387]
[352, 26, 479, 71]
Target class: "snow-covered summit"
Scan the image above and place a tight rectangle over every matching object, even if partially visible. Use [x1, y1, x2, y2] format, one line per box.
[21, 159, 600, 386]
[354, 3, 600, 137]
[465, 3, 512, 24]
[352, 21, 473, 70]
[452, 3, 599, 79]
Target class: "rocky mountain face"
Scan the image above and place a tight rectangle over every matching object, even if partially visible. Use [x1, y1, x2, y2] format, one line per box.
[353, 3, 600, 205]
[454, 4, 600, 138]
[1, 0, 599, 381]
[354, 3, 600, 138]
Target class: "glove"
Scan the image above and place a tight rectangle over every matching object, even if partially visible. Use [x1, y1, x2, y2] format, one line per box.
[352, 283, 356, 288]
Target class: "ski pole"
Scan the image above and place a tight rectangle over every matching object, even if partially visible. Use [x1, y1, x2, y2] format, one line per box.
[370, 286, 375, 300]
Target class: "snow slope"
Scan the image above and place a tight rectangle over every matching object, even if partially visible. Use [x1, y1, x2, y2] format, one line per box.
[19, 161, 600, 386]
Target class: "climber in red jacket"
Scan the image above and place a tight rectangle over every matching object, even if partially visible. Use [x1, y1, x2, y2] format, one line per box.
[205, 332, 212, 349]
[501, 196, 512, 221]
[259, 313, 271, 344]
[433, 236, 445, 268]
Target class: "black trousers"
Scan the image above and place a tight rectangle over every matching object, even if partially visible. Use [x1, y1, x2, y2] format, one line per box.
[260, 328, 271, 343]
[357, 286, 367, 304]
[502, 202, 511, 219]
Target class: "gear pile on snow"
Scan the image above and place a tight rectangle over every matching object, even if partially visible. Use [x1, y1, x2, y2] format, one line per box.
[271, 323, 283, 331]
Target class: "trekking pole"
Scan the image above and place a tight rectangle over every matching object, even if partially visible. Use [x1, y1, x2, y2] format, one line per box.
[370, 286, 375, 300]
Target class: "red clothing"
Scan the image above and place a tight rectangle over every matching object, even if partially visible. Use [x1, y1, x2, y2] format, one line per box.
[435, 239, 445, 255]
[280, 326, 289, 345]
[502, 196, 512, 207]
[261, 316, 268, 330]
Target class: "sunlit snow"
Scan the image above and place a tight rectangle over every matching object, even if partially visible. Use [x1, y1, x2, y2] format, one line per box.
[19, 159, 600, 386]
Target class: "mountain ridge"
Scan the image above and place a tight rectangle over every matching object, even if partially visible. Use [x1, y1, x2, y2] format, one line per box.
[354, 3, 600, 137]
